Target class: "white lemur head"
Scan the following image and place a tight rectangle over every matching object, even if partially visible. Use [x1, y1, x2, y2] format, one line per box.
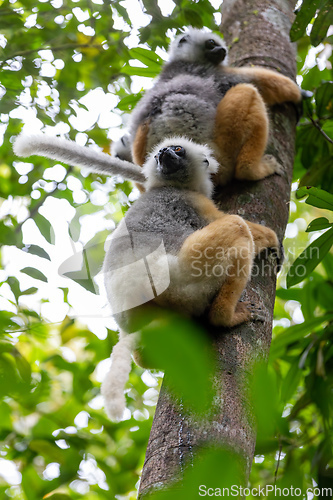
[168, 28, 228, 65]
[143, 137, 219, 198]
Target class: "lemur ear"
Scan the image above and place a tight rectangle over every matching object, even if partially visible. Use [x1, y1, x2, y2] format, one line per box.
[204, 155, 219, 174]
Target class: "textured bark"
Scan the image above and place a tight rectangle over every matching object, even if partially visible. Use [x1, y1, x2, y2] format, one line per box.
[138, 0, 298, 496]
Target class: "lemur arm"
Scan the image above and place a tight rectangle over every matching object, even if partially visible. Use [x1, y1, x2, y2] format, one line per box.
[225, 66, 302, 106]
[186, 192, 226, 222]
[13, 134, 146, 184]
[189, 192, 280, 256]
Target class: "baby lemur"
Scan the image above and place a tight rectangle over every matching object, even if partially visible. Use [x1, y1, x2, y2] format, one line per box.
[117, 28, 302, 186]
[13, 134, 280, 419]
[101, 138, 279, 420]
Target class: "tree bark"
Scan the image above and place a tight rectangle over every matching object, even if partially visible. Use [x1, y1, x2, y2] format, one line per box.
[138, 0, 298, 496]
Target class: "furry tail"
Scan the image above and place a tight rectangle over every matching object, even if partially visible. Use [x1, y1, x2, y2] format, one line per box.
[13, 134, 146, 184]
[101, 331, 138, 421]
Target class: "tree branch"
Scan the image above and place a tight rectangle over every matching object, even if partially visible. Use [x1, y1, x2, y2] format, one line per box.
[0, 44, 103, 69]
[308, 115, 333, 145]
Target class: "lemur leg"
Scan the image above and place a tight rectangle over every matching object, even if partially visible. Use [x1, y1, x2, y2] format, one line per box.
[178, 215, 254, 327]
[245, 220, 279, 256]
[132, 121, 150, 193]
[132, 120, 150, 166]
[227, 67, 302, 105]
[213, 83, 282, 184]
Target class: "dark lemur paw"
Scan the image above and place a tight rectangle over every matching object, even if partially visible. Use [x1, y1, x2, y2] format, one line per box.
[301, 89, 314, 100]
[268, 242, 284, 272]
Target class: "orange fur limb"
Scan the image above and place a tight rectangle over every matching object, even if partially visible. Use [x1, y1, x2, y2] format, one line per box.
[186, 192, 226, 222]
[245, 220, 279, 256]
[226, 66, 302, 105]
[132, 120, 150, 166]
[214, 83, 282, 183]
[179, 215, 254, 327]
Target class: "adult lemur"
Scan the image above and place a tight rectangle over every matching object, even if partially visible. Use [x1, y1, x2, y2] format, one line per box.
[13, 134, 280, 420]
[99, 138, 279, 420]
[116, 27, 303, 186]
[14, 28, 303, 188]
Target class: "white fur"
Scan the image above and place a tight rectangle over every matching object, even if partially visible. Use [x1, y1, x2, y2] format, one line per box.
[13, 134, 146, 184]
[143, 137, 218, 198]
[168, 27, 228, 65]
[111, 134, 133, 163]
[101, 331, 139, 421]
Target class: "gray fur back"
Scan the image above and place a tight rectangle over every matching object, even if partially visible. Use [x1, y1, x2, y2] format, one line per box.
[130, 61, 246, 152]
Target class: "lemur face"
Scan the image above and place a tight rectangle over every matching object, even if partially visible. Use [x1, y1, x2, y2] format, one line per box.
[143, 138, 219, 196]
[154, 145, 189, 183]
[169, 28, 228, 65]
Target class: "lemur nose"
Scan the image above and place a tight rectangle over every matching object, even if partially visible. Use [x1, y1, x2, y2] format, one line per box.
[155, 147, 173, 163]
[157, 147, 168, 156]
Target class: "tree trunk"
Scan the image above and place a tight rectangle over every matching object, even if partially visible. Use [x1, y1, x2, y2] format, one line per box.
[138, 0, 298, 496]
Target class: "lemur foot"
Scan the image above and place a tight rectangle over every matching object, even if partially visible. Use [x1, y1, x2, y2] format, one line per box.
[248, 302, 266, 322]
[262, 154, 284, 176]
[269, 241, 284, 272]
[209, 301, 251, 328]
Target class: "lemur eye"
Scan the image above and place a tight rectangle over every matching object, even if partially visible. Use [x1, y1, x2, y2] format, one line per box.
[171, 145, 185, 156]
[203, 158, 209, 166]
[205, 39, 218, 49]
[178, 35, 189, 45]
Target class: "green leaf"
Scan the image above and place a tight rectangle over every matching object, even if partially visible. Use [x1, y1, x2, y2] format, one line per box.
[270, 314, 333, 360]
[140, 312, 215, 415]
[298, 158, 332, 190]
[301, 65, 332, 91]
[117, 92, 143, 112]
[287, 227, 333, 287]
[0, 402, 12, 430]
[306, 217, 332, 232]
[14, 349, 32, 382]
[7, 276, 21, 302]
[296, 186, 333, 211]
[290, 0, 320, 42]
[44, 495, 71, 500]
[322, 120, 333, 140]
[34, 213, 55, 244]
[147, 447, 243, 500]
[21, 267, 48, 282]
[129, 47, 163, 68]
[121, 65, 160, 78]
[281, 359, 302, 402]
[21, 287, 38, 296]
[21, 464, 46, 500]
[310, 0, 333, 47]
[315, 81, 333, 119]
[23, 244, 51, 260]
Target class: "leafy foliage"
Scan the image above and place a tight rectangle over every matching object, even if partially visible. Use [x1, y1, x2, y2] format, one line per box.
[1, 0, 333, 498]
[290, 0, 333, 46]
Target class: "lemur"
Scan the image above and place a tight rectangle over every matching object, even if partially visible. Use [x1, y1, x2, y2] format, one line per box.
[13, 134, 280, 420]
[99, 138, 280, 420]
[13, 28, 304, 189]
[115, 27, 303, 186]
